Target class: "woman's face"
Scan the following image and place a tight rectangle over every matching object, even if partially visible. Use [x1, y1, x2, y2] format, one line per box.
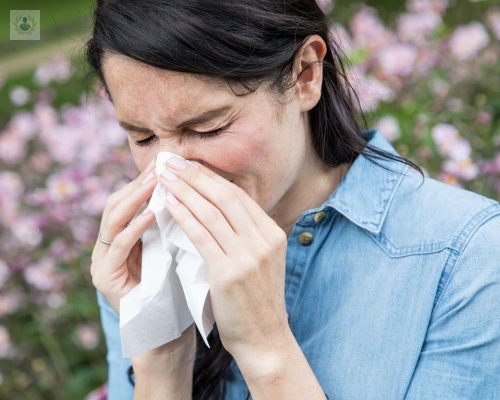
[101, 36, 326, 218]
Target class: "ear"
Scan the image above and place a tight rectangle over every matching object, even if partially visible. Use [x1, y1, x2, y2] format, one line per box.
[294, 35, 327, 113]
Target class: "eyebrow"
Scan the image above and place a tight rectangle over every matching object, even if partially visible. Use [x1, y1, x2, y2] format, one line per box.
[118, 105, 233, 134]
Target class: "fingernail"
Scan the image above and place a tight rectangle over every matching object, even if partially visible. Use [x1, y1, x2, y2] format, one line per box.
[166, 157, 186, 170]
[143, 208, 153, 215]
[161, 169, 178, 181]
[186, 160, 199, 169]
[145, 159, 155, 174]
[142, 172, 154, 185]
[166, 192, 179, 206]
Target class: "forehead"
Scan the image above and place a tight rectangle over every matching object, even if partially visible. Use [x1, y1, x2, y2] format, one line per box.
[101, 54, 235, 125]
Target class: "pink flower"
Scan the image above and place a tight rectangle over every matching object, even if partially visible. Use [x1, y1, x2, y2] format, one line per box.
[448, 22, 490, 61]
[477, 110, 493, 124]
[431, 78, 450, 98]
[329, 24, 353, 55]
[376, 43, 419, 77]
[419, 147, 433, 160]
[437, 171, 462, 187]
[23, 258, 69, 292]
[316, 0, 334, 14]
[0, 260, 10, 289]
[485, 7, 500, 41]
[70, 218, 99, 244]
[8, 111, 38, 140]
[407, 0, 449, 15]
[84, 383, 108, 400]
[9, 86, 31, 107]
[397, 11, 442, 44]
[448, 138, 472, 161]
[375, 116, 401, 142]
[0, 325, 16, 359]
[348, 68, 395, 112]
[0, 130, 27, 165]
[0, 292, 23, 317]
[431, 124, 474, 163]
[12, 217, 43, 249]
[46, 292, 67, 309]
[74, 324, 100, 350]
[443, 159, 479, 180]
[46, 172, 80, 202]
[83, 190, 109, 216]
[33, 54, 72, 87]
[51, 54, 72, 84]
[350, 6, 395, 52]
[431, 123, 458, 152]
[0, 172, 23, 227]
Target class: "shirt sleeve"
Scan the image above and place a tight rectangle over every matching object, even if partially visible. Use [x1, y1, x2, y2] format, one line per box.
[404, 211, 500, 399]
[96, 289, 135, 400]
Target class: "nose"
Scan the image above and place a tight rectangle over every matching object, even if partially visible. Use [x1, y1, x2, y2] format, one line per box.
[157, 137, 193, 160]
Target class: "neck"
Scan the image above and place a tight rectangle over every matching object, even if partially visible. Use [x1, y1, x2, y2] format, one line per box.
[269, 159, 351, 238]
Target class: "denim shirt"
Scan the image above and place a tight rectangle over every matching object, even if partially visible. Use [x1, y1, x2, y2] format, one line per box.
[96, 127, 500, 399]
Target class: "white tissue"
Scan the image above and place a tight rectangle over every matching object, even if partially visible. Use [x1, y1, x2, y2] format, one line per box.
[119, 152, 215, 358]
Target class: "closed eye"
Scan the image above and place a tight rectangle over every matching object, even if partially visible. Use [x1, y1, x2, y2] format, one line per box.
[133, 128, 224, 147]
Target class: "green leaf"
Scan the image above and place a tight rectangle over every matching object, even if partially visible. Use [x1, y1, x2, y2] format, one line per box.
[32, 22, 37, 29]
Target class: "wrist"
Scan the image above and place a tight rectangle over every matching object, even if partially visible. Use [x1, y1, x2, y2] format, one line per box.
[132, 341, 195, 377]
[132, 349, 194, 399]
[232, 327, 297, 385]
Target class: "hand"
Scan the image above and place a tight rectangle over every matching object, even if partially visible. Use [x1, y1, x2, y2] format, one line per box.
[90, 159, 158, 314]
[158, 158, 290, 359]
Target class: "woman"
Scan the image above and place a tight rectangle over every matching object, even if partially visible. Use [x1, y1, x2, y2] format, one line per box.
[85, 1, 500, 399]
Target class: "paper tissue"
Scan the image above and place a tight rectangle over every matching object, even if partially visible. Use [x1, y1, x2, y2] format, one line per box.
[119, 152, 216, 358]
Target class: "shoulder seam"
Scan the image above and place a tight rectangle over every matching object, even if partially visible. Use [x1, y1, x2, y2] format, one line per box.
[430, 203, 500, 318]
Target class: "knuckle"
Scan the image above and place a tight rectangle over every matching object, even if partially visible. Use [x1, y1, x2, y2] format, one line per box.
[110, 233, 126, 252]
[204, 206, 223, 224]
[216, 188, 238, 206]
[275, 228, 288, 246]
[105, 209, 122, 230]
[105, 193, 119, 209]
[233, 185, 247, 200]
[218, 272, 239, 289]
[192, 227, 213, 246]
[187, 169, 201, 186]
[175, 183, 191, 199]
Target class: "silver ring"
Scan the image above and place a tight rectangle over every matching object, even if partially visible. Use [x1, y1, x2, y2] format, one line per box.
[99, 232, 113, 245]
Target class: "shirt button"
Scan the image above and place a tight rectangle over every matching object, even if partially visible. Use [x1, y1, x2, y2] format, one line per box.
[299, 231, 314, 246]
[313, 211, 327, 223]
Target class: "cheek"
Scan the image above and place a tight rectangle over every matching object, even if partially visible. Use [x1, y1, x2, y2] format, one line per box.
[128, 138, 156, 172]
[212, 125, 271, 174]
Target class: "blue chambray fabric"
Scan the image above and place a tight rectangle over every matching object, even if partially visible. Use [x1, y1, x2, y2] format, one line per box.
[95, 128, 500, 399]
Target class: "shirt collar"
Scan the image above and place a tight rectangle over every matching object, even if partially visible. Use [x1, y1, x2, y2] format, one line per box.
[323, 128, 410, 235]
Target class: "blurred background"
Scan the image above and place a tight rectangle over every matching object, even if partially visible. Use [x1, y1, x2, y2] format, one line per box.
[0, 0, 499, 398]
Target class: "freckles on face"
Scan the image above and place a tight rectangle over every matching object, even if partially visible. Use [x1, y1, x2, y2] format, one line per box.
[101, 54, 290, 200]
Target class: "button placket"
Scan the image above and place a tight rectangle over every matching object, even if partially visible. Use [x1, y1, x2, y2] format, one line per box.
[299, 231, 314, 246]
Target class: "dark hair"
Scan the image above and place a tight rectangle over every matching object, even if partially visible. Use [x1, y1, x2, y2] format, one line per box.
[84, 0, 424, 399]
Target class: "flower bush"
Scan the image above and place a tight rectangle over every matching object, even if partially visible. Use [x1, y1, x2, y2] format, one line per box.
[0, 0, 499, 397]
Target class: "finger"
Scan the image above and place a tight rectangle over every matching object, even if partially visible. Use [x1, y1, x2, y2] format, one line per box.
[92, 157, 156, 263]
[104, 208, 157, 273]
[100, 158, 156, 225]
[187, 160, 279, 232]
[159, 172, 247, 258]
[163, 194, 227, 268]
[94, 172, 157, 263]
